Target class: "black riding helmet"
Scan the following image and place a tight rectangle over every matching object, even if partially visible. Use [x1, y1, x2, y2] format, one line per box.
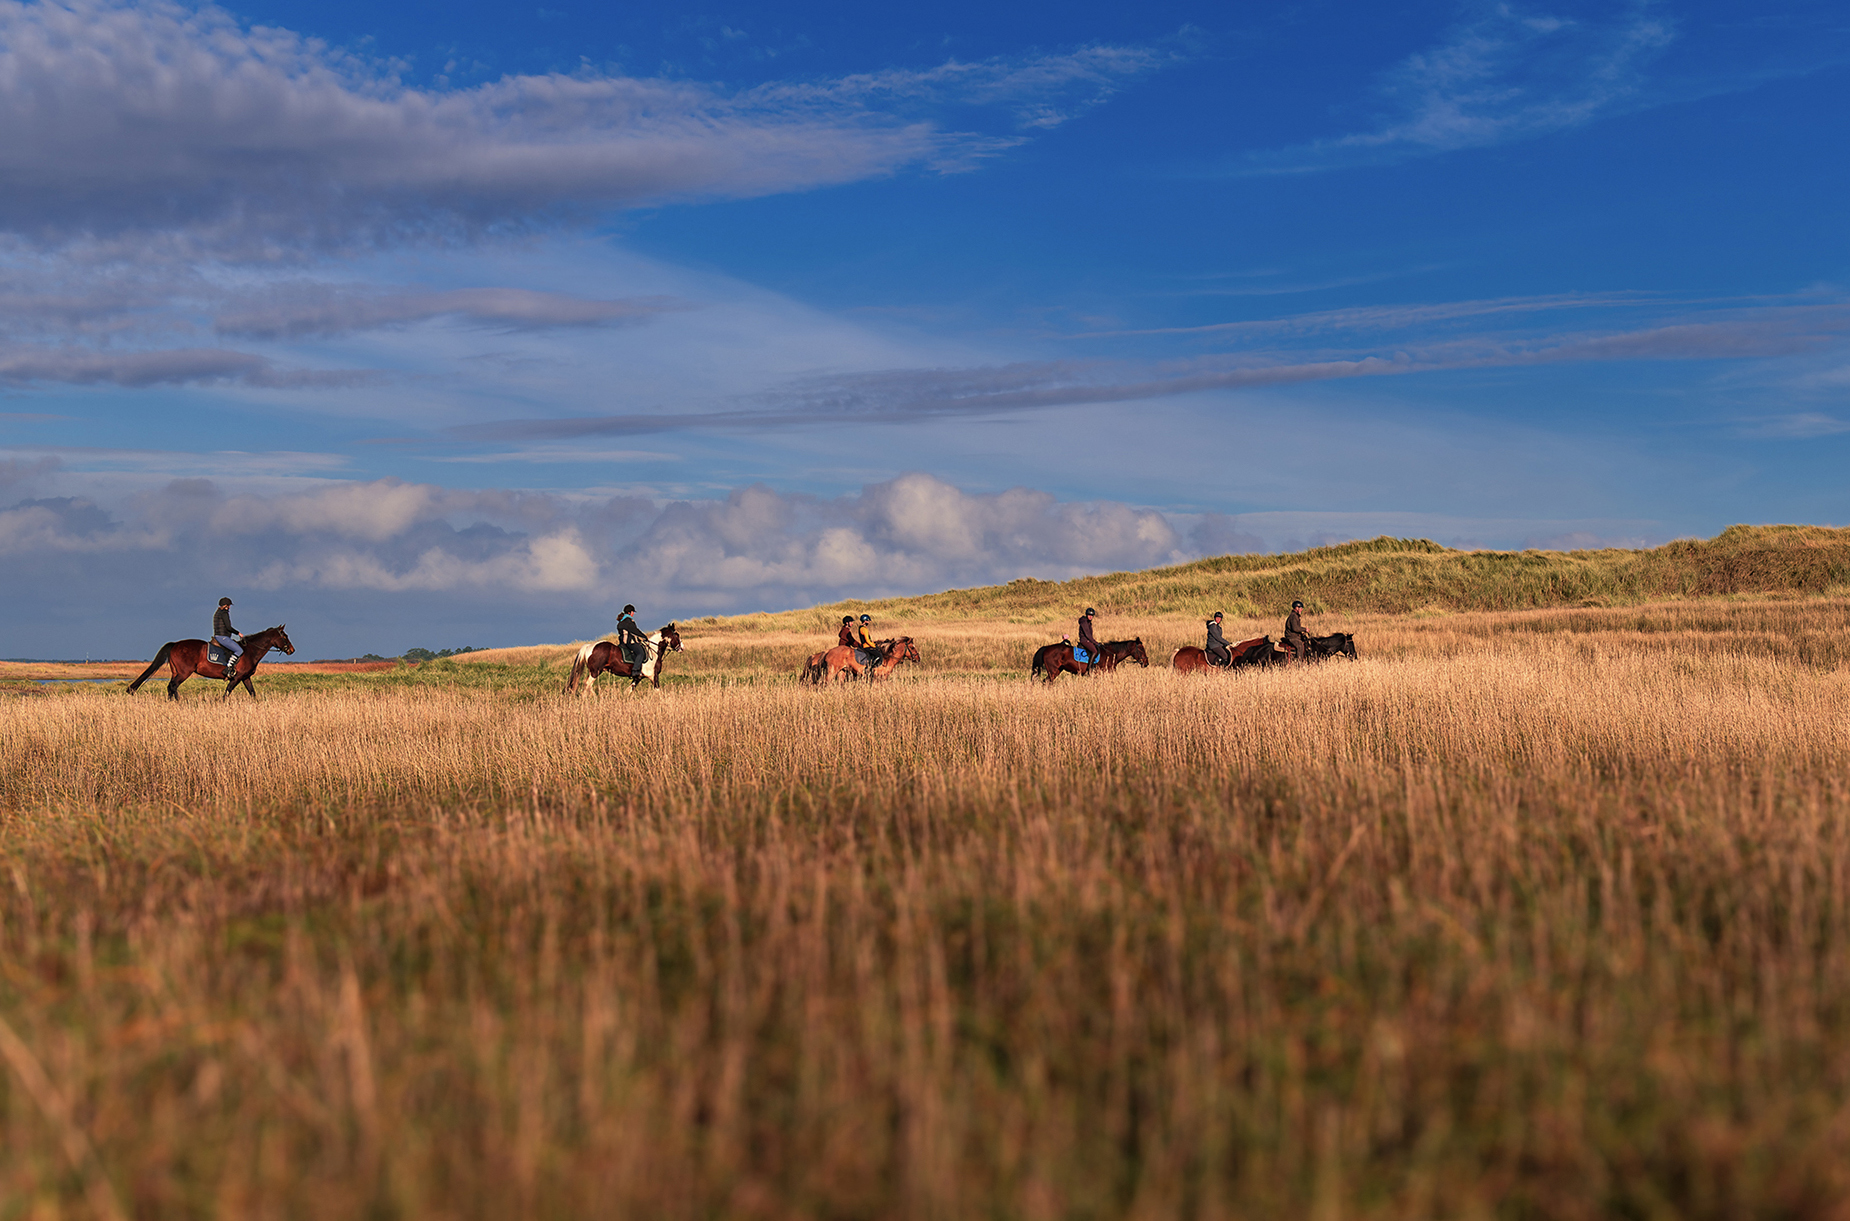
[1212, 611, 1223, 620]
[841, 615, 853, 624]
[623, 603, 636, 614]
[1292, 600, 1304, 609]
[1083, 607, 1096, 616]
[860, 614, 871, 622]
[218, 597, 233, 606]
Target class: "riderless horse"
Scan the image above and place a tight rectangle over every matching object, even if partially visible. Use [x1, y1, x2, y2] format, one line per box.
[127, 624, 297, 700]
[565, 625, 683, 693]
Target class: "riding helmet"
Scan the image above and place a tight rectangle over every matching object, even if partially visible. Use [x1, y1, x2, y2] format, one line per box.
[623, 604, 636, 613]
[1084, 607, 1096, 616]
[219, 597, 233, 606]
[1212, 611, 1223, 619]
[860, 614, 871, 622]
[842, 615, 854, 624]
[1292, 600, 1304, 608]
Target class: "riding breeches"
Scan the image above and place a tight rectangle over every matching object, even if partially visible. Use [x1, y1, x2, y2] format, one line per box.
[213, 635, 243, 657]
[1206, 645, 1230, 666]
[1283, 632, 1308, 660]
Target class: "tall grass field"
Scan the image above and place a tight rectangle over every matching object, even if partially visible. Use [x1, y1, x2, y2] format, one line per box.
[4, 527, 1850, 1218]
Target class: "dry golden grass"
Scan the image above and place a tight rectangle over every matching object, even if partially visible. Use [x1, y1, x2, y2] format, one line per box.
[3, 598, 1850, 1217]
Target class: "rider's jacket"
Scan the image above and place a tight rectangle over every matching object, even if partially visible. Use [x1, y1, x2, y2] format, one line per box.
[857, 624, 874, 650]
[838, 623, 857, 648]
[213, 606, 236, 639]
[1206, 620, 1230, 650]
[616, 612, 643, 642]
[1077, 615, 1098, 649]
[1285, 608, 1307, 639]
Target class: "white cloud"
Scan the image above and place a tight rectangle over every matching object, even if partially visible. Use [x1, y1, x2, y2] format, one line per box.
[0, 0, 1171, 253]
[1240, 2, 1674, 174]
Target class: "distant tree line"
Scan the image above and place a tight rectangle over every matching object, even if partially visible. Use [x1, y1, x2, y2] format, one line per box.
[400, 646, 482, 663]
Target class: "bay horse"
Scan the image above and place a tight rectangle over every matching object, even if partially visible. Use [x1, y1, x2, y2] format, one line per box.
[1172, 635, 1272, 675]
[127, 625, 297, 700]
[1096, 638, 1149, 672]
[1030, 642, 1091, 684]
[565, 625, 683, 694]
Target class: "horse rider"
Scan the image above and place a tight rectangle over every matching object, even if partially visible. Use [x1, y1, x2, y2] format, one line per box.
[1077, 607, 1100, 665]
[1205, 611, 1232, 667]
[212, 597, 243, 666]
[1283, 599, 1312, 665]
[855, 614, 877, 662]
[837, 615, 858, 649]
[616, 604, 647, 669]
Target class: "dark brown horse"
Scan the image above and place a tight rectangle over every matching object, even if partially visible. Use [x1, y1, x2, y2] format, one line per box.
[1173, 635, 1271, 674]
[1097, 638, 1149, 672]
[565, 625, 683, 693]
[127, 625, 297, 700]
[1030, 642, 1091, 684]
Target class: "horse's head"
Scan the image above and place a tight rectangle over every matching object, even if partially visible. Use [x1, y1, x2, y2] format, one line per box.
[268, 625, 296, 655]
[1129, 638, 1149, 667]
[899, 637, 920, 664]
[1339, 632, 1357, 660]
[659, 624, 683, 652]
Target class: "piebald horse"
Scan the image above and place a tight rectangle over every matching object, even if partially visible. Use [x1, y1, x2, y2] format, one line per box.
[565, 625, 683, 693]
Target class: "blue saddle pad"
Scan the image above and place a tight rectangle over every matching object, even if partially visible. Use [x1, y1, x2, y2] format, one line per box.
[1074, 647, 1093, 664]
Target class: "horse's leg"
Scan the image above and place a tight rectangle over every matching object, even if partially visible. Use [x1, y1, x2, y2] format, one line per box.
[168, 675, 182, 700]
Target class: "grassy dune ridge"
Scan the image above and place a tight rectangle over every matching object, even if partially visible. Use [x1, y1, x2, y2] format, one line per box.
[656, 522, 1850, 636]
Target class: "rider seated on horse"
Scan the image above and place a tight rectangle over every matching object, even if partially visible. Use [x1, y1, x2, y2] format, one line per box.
[616, 604, 646, 667]
[1205, 611, 1232, 667]
[837, 616, 857, 649]
[1284, 600, 1311, 664]
[212, 597, 243, 660]
[855, 614, 878, 662]
[1077, 607, 1099, 662]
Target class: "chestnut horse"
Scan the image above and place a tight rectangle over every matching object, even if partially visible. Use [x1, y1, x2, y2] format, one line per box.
[1097, 638, 1149, 672]
[127, 624, 297, 700]
[806, 637, 920, 684]
[565, 625, 683, 693]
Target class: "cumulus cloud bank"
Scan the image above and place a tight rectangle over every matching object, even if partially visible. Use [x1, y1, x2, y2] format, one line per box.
[0, 472, 1201, 615]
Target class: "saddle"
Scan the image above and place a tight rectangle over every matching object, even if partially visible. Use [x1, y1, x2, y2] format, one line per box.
[1073, 645, 1094, 664]
[207, 641, 238, 668]
[854, 648, 878, 667]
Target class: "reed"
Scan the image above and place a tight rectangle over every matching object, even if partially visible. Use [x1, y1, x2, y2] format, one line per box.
[1, 600, 1848, 1217]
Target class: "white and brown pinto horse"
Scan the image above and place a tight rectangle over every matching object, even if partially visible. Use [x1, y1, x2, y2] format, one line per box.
[565, 625, 682, 693]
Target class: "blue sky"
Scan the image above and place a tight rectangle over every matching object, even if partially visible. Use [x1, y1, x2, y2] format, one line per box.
[2, 0, 1847, 657]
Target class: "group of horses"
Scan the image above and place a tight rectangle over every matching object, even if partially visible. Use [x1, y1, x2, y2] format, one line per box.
[118, 617, 1357, 702]
[1173, 631, 1358, 674]
[800, 637, 922, 684]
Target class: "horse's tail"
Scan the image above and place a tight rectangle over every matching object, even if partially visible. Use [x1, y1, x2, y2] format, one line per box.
[564, 641, 595, 694]
[1030, 647, 1045, 678]
[126, 643, 173, 693]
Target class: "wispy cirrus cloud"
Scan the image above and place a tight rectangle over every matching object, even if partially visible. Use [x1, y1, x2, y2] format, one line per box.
[213, 286, 689, 339]
[455, 303, 1850, 439]
[1237, 1, 1674, 175]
